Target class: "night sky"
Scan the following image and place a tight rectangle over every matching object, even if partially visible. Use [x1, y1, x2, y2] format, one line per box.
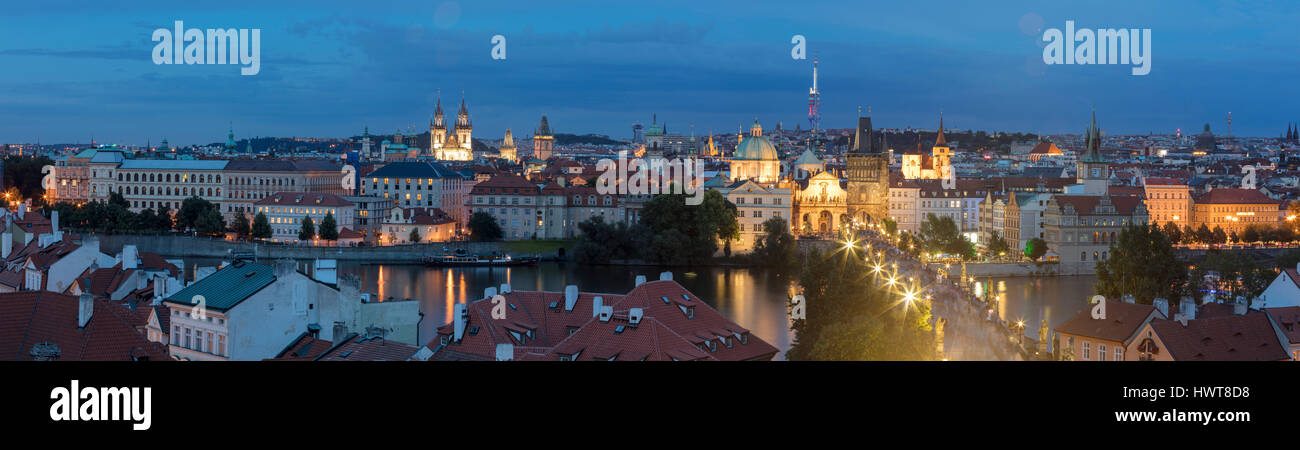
[1, 0, 1296, 146]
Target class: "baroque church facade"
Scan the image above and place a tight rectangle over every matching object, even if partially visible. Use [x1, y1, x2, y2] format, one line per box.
[429, 96, 473, 161]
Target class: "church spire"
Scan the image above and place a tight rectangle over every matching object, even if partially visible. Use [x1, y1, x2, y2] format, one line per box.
[1081, 107, 1105, 163]
[934, 113, 947, 147]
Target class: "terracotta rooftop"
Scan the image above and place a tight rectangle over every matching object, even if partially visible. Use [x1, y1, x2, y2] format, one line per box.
[0, 291, 169, 361]
[1194, 188, 1279, 205]
[1055, 300, 1162, 344]
[429, 280, 778, 361]
[1148, 313, 1290, 361]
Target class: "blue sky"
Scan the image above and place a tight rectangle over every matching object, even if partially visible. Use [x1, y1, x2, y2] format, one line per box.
[1, 0, 1297, 146]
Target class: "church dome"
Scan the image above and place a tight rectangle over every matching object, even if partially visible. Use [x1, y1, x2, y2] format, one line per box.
[734, 120, 778, 161]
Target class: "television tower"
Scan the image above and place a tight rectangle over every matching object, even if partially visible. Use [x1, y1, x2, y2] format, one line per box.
[808, 57, 821, 133]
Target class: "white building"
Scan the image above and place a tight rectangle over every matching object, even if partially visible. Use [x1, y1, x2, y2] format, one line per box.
[163, 259, 419, 361]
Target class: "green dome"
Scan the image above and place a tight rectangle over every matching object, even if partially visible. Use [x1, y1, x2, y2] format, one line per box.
[734, 135, 778, 161]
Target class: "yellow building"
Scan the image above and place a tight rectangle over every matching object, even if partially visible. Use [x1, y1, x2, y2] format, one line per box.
[1191, 188, 1281, 235]
[793, 171, 847, 236]
[901, 116, 952, 180]
[1142, 178, 1191, 227]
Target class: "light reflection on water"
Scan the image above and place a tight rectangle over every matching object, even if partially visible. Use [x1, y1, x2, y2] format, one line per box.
[974, 275, 1098, 349]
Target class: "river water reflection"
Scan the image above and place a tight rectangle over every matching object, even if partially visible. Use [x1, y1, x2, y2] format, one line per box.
[974, 275, 1098, 350]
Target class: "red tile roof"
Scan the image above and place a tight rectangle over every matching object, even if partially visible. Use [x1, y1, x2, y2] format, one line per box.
[1264, 306, 1300, 345]
[1148, 314, 1290, 361]
[317, 334, 419, 361]
[429, 280, 778, 361]
[1055, 300, 1162, 344]
[1194, 188, 1280, 205]
[0, 291, 169, 361]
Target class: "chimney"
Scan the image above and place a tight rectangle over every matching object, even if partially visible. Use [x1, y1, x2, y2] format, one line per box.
[635, 275, 646, 287]
[16, 203, 24, 220]
[50, 210, 58, 234]
[629, 307, 644, 326]
[495, 343, 514, 361]
[483, 286, 497, 300]
[598, 305, 613, 322]
[1152, 298, 1169, 318]
[313, 259, 337, 284]
[453, 303, 467, 342]
[1233, 296, 1248, 315]
[1, 232, 10, 258]
[77, 293, 93, 328]
[592, 296, 603, 318]
[1121, 294, 1135, 304]
[563, 285, 578, 311]
[121, 245, 138, 270]
[499, 283, 511, 294]
[659, 271, 673, 282]
[1180, 296, 1196, 320]
[332, 321, 348, 342]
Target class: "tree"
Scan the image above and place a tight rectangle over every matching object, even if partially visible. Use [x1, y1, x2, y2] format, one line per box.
[1241, 225, 1261, 244]
[178, 196, 219, 231]
[573, 216, 640, 264]
[1211, 225, 1228, 245]
[196, 208, 225, 235]
[881, 218, 898, 237]
[107, 191, 130, 210]
[232, 214, 252, 240]
[1024, 237, 1048, 261]
[468, 211, 504, 241]
[753, 216, 798, 271]
[918, 214, 975, 260]
[298, 215, 315, 241]
[1095, 224, 1187, 304]
[1195, 224, 1214, 244]
[1161, 222, 1182, 244]
[1184, 225, 1198, 244]
[639, 190, 737, 265]
[252, 212, 272, 239]
[318, 212, 338, 241]
[408, 226, 422, 243]
[987, 231, 1012, 259]
[4, 155, 55, 205]
[155, 205, 174, 232]
[787, 248, 936, 361]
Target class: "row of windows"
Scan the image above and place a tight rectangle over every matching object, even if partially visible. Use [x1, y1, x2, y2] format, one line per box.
[172, 325, 227, 357]
[118, 172, 221, 183]
[1080, 341, 1123, 361]
[118, 185, 219, 197]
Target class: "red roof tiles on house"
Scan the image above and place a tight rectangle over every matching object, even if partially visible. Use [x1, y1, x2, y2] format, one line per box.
[0, 291, 169, 361]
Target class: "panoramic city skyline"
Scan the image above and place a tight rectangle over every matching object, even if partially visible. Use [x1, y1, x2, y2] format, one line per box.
[2, 0, 1298, 145]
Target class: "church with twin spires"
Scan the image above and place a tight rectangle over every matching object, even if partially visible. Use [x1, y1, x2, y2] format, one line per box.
[429, 94, 473, 161]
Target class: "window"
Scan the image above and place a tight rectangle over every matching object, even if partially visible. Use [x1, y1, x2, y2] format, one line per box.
[184, 328, 192, 349]
[218, 335, 226, 356]
[1098, 344, 1106, 361]
[1082, 341, 1091, 360]
[1114, 347, 1122, 361]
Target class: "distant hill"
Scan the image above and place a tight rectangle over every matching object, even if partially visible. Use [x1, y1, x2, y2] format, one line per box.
[553, 133, 625, 146]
